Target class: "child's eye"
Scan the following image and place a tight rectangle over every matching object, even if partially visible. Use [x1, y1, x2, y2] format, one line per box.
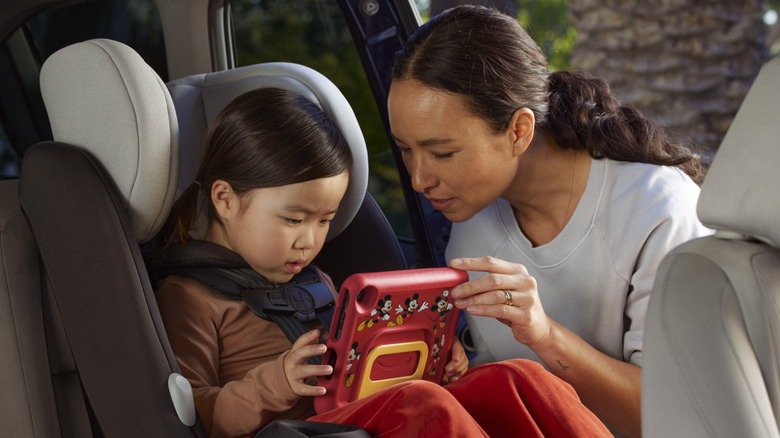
[285, 217, 302, 225]
[320, 218, 334, 225]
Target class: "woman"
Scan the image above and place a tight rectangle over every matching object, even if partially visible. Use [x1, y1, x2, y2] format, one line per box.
[388, 5, 711, 437]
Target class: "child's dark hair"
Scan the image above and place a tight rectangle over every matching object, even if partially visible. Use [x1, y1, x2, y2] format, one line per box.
[162, 87, 352, 246]
[392, 5, 703, 183]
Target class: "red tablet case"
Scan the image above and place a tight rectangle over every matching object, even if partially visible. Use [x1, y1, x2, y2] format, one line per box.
[314, 267, 467, 414]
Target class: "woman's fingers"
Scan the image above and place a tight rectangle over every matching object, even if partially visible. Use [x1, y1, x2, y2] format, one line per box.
[451, 256, 524, 275]
[466, 301, 551, 347]
[449, 257, 534, 301]
[448, 257, 551, 348]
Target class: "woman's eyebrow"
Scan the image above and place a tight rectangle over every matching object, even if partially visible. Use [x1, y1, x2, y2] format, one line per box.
[391, 133, 455, 147]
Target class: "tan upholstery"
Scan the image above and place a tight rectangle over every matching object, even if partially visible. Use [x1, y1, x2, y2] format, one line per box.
[642, 56, 780, 437]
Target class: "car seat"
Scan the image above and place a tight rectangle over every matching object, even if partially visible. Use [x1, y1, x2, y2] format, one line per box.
[18, 38, 203, 437]
[642, 55, 780, 437]
[165, 61, 407, 288]
[12, 38, 404, 437]
[0, 179, 61, 437]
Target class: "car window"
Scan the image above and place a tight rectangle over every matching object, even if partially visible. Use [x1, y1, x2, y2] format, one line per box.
[230, 0, 412, 239]
[0, 0, 166, 178]
[24, 0, 167, 78]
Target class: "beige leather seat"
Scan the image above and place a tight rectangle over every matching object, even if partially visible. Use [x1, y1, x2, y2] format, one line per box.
[642, 55, 780, 437]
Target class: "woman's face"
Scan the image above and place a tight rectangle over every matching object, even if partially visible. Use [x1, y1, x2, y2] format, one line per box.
[214, 172, 349, 284]
[388, 79, 520, 222]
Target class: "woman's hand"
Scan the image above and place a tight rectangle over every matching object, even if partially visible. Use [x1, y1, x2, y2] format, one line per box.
[450, 256, 552, 349]
[283, 329, 333, 396]
[442, 338, 468, 384]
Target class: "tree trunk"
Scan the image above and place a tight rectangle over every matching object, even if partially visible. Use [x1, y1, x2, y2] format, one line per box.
[569, 0, 769, 162]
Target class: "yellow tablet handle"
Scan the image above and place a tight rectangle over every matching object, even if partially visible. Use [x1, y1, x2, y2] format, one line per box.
[356, 341, 429, 400]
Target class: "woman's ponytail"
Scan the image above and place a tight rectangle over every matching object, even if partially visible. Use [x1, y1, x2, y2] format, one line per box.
[543, 71, 704, 184]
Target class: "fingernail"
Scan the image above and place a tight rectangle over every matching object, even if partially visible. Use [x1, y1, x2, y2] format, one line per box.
[455, 300, 466, 307]
[450, 259, 463, 267]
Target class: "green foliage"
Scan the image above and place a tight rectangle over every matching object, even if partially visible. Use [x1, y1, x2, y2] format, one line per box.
[516, 0, 574, 71]
[416, 1, 575, 69]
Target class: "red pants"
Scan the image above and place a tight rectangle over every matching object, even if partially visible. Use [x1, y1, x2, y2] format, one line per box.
[308, 359, 611, 437]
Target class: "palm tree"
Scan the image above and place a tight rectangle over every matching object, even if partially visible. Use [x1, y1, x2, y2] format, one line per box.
[568, 0, 769, 163]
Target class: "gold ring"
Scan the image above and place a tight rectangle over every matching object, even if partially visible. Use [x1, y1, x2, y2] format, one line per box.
[503, 290, 513, 307]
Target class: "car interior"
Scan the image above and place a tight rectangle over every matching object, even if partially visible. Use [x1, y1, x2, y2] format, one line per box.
[1, 1, 779, 437]
[642, 55, 780, 437]
[3, 35, 406, 436]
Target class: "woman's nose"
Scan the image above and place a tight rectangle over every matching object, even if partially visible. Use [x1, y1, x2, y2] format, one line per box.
[407, 156, 436, 194]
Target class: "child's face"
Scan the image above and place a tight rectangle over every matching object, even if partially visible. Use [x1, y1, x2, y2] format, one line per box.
[214, 172, 349, 284]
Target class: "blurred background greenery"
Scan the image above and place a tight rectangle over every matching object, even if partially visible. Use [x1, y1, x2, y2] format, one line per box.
[3, 0, 778, 238]
[230, 0, 586, 237]
[229, 0, 780, 238]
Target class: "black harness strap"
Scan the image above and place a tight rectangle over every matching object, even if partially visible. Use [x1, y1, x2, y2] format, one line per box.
[147, 241, 335, 364]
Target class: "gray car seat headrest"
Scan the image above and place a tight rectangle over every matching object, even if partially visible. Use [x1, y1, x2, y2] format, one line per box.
[166, 62, 369, 241]
[697, 56, 780, 248]
[39, 39, 179, 244]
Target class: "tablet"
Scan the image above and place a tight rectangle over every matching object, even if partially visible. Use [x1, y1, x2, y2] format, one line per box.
[314, 267, 467, 414]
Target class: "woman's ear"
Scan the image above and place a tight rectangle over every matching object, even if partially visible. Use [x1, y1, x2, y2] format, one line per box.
[508, 107, 535, 156]
[210, 179, 237, 220]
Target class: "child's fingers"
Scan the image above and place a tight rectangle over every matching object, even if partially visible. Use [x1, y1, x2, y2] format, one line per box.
[442, 340, 468, 384]
[287, 363, 333, 382]
[445, 340, 467, 373]
[291, 329, 321, 350]
[287, 343, 327, 365]
[287, 364, 333, 396]
[304, 364, 334, 378]
[290, 380, 328, 396]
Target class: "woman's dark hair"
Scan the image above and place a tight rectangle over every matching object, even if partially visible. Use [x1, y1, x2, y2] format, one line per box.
[162, 87, 352, 246]
[392, 5, 703, 183]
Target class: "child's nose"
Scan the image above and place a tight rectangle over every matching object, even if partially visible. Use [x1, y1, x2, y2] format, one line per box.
[293, 226, 316, 250]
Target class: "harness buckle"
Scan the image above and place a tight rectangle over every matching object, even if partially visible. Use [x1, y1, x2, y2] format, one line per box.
[242, 281, 333, 324]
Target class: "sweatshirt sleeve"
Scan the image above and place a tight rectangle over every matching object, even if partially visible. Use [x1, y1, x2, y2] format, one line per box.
[156, 277, 301, 438]
[624, 183, 713, 367]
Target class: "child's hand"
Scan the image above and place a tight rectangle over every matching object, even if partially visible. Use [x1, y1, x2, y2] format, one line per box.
[442, 339, 468, 384]
[283, 329, 333, 396]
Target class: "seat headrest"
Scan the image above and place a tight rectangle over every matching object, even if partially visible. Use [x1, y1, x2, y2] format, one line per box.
[697, 56, 780, 247]
[166, 62, 368, 241]
[39, 39, 179, 244]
